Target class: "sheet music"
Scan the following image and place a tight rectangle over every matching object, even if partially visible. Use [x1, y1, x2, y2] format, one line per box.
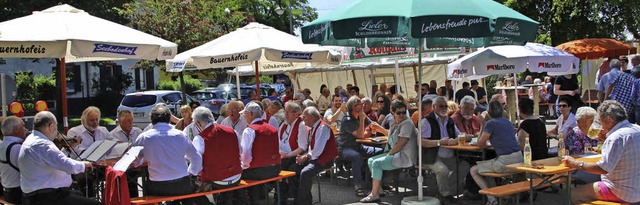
[79, 140, 104, 160]
[113, 146, 143, 172]
[106, 143, 131, 159]
[85, 140, 117, 162]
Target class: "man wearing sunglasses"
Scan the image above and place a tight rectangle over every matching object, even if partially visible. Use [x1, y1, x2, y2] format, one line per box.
[338, 96, 383, 197]
[420, 96, 468, 202]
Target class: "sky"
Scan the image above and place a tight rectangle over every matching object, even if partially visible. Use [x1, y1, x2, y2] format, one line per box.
[296, 0, 355, 35]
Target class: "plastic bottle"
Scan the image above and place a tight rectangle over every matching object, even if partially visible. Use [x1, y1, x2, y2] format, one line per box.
[557, 132, 565, 159]
[189, 127, 194, 140]
[523, 137, 532, 167]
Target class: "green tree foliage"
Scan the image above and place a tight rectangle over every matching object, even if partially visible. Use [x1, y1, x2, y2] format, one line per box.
[156, 76, 204, 94]
[502, 0, 640, 46]
[14, 72, 57, 114]
[0, 0, 131, 24]
[91, 68, 133, 116]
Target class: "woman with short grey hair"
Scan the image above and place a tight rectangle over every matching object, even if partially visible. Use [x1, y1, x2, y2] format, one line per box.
[563, 106, 601, 184]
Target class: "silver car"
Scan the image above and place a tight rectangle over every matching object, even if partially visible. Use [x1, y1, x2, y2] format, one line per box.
[117, 90, 194, 128]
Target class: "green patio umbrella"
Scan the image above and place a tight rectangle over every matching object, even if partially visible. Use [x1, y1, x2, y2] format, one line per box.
[301, 0, 538, 202]
[301, 0, 538, 47]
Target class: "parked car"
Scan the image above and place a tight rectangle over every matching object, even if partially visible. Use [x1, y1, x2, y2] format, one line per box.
[239, 85, 275, 100]
[191, 89, 238, 115]
[118, 90, 195, 128]
[268, 83, 286, 95]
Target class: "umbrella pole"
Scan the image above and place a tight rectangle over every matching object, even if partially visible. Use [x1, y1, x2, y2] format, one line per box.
[179, 72, 186, 105]
[60, 57, 69, 133]
[513, 72, 520, 124]
[417, 46, 424, 201]
[255, 61, 260, 100]
[236, 69, 241, 99]
[370, 68, 375, 97]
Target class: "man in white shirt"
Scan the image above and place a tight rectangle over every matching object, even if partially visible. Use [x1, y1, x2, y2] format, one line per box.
[132, 105, 204, 205]
[220, 101, 249, 139]
[240, 102, 281, 203]
[277, 102, 309, 202]
[316, 87, 332, 113]
[109, 109, 144, 197]
[296, 107, 338, 205]
[111, 110, 143, 143]
[191, 107, 243, 205]
[324, 94, 346, 127]
[67, 106, 116, 197]
[0, 116, 27, 204]
[18, 111, 99, 205]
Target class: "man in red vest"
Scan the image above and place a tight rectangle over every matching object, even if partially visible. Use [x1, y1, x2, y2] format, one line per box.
[240, 102, 281, 203]
[191, 107, 242, 205]
[296, 106, 338, 205]
[277, 102, 309, 202]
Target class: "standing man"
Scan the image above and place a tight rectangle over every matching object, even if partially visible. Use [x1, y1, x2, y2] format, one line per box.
[68, 106, 115, 197]
[339, 96, 383, 197]
[220, 101, 248, 138]
[111, 110, 143, 143]
[240, 102, 281, 203]
[429, 80, 438, 95]
[0, 116, 26, 204]
[420, 96, 469, 202]
[132, 105, 203, 205]
[191, 107, 242, 205]
[470, 80, 488, 112]
[277, 102, 309, 202]
[454, 82, 475, 104]
[562, 101, 640, 204]
[316, 87, 332, 114]
[598, 59, 623, 102]
[18, 111, 100, 205]
[296, 107, 338, 205]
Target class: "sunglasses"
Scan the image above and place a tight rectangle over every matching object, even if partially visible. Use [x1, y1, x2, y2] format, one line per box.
[558, 104, 569, 108]
[377, 101, 384, 103]
[395, 110, 406, 115]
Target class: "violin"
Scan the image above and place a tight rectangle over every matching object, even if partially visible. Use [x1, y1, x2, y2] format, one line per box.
[52, 131, 78, 149]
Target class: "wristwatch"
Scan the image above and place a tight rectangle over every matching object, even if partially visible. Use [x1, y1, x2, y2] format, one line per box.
[578, 161, 585, 170]
[436, 140, 441, 147]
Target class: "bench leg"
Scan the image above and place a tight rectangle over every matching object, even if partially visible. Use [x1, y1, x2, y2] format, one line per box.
[317, 176, 321, 203]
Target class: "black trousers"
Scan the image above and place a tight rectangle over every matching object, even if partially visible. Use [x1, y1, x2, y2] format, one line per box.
[278, 158, 303, 203]
[22, 188, 101, 205]
[201, 179, 244, 205]
[148, 176, 208, 205]
[242, 164, 281, 203]
[4, 187, 22, 204]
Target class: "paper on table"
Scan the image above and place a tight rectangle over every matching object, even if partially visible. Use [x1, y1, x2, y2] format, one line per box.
[106, 143, 131, 159]
[113, 146, 143, 172]
[372, 137, 387, 142]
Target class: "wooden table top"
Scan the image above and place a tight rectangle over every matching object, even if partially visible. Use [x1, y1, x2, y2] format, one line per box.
[441, 142, 486, 152]
[506, 155, 602, 175]
[356, 136, 388, 145]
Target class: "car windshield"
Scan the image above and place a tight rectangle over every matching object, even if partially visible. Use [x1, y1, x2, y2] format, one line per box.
[121, 95, 157, 107]
[192, 92, 216, 100]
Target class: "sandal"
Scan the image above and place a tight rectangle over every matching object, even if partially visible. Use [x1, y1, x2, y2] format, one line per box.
[360, 195, 380, 203]
[355, 189, 368, 197]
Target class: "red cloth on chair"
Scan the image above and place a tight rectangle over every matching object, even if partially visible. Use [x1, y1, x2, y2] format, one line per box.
[104, 166, 131, 205]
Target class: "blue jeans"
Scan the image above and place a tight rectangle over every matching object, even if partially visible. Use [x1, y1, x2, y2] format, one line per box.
[339, 145, 383, 186]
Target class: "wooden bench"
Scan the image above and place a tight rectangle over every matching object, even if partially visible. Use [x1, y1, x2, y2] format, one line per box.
[130, 171, 296, 205]
[579, 200, 630, 205]
[479, 177, 567, 198]
[0, 196, 14, 205]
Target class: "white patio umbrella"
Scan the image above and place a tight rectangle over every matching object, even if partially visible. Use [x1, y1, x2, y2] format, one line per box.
[167, 22, 340, 97]
[0, 4, 177, 131]
[448, 42, 579, 120]
[448, 43, 579, 80]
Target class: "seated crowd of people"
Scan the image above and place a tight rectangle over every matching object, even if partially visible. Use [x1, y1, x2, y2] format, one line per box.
[0, 77, 638, 205]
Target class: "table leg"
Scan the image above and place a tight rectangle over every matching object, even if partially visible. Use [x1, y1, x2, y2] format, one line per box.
[529, 172, 534, 205]
[455, 150, 460, 199]
[566, 172, 572, 205]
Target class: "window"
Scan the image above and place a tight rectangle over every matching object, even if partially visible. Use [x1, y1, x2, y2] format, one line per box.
[121, 95, 157, 107]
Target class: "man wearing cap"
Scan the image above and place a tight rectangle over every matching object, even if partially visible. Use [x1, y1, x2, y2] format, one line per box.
[240, 102, 281, 203]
